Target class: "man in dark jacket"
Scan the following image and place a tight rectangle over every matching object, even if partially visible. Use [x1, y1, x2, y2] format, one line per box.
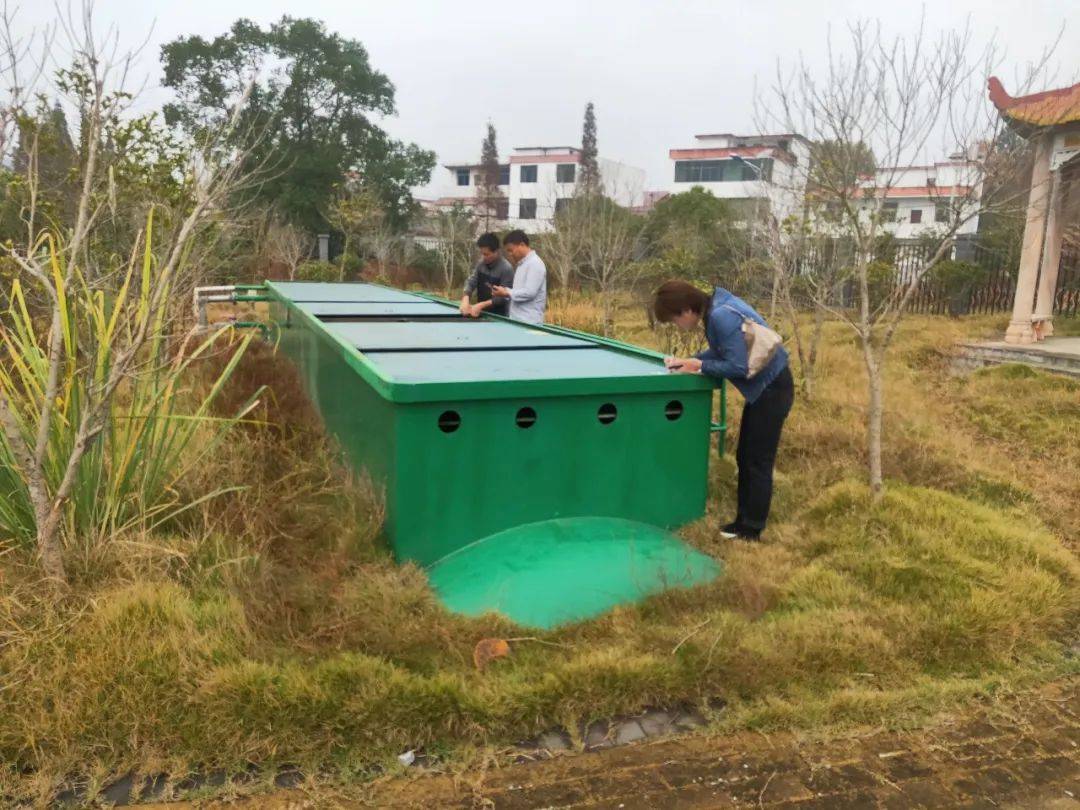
[460, 232, 515, 317]
[653, 280, 794, 541]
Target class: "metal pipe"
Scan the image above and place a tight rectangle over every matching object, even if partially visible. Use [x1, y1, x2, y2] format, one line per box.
[230, 320, 270, 338]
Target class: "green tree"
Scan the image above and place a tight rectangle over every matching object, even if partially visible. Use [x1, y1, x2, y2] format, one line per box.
[643, 186, 746, 285]
[579, 102, 599, 192]
[2, 77, 187, 264]
[477, 122, 504, 228]
[161, 17, 435, 232]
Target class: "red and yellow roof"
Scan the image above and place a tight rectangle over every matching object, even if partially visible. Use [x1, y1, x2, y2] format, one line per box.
[989, 77, 1080, 127]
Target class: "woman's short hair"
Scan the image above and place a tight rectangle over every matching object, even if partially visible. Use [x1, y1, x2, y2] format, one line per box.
[652, 280, 711, 323]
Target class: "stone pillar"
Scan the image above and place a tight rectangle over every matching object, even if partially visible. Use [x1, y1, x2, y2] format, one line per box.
[317, 233, 330, 263]
[954, 234, 977, 262]
[1032, 170, 1064, 338]
[1004, 134, 1054, 344]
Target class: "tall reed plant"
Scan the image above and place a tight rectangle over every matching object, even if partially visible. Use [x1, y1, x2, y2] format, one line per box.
[0, 212, 260, 555]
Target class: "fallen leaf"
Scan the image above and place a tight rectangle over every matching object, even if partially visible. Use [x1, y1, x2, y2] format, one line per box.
[473, 638, 511, 671]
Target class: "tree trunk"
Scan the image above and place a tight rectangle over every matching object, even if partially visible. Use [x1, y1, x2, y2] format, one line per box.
[602, 286, 615, 337]
[778, 287, 809, 400]
[339, 234, 350, 281]
[863, 343, 884, 497]
[803, 304, 827, 400]
[769, 264, 781, 320]
[36, 507, 67, 581]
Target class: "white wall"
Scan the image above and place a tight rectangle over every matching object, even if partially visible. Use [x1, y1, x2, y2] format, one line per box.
[858, 161, 983, 239]
[505, 155, 646, 232]
[438, 166, 509, 202]
[665, 138, 811, 223]
[867, 198, 981, 239]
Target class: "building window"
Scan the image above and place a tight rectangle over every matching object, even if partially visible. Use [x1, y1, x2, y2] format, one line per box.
[556, 163, 576, 183]
[496, 199, 510, 220]
[934, 203, 950, 223]
[673, 158, 773, 183]
[554, 197, 572, 214]
[520, 164, 537, 183]
[909, 209, 923, 224]
[456, 168, 470, 186]
[499, 165, 510, 186]
[519, 198, 537, 219]
[881, 202, 898, 222]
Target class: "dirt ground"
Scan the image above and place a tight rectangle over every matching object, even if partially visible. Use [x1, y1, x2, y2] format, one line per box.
[148, 679, 1079, 809]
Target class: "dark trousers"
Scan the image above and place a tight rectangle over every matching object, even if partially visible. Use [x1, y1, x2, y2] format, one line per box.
[735, 366, 794, 532]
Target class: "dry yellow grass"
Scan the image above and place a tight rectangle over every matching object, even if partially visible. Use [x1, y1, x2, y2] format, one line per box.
[1, 295, 1077, 805]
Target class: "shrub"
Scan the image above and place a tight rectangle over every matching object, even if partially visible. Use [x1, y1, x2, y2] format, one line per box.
[930, 260, 989, 317]
[338, 252, 364, 280]
[295, 259, 341, 282]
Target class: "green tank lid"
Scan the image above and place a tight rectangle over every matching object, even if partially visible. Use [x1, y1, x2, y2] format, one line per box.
[426, 517, 721, 629]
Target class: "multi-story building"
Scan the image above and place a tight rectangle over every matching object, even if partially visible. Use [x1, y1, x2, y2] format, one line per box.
[853, 160, 983, 239]
[433, 146, 645, 231]
[665, 132, 983, 241]
[666, 132, 812, 222]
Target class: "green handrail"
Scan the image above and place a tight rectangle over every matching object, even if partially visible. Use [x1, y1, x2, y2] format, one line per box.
[711, 383, 727, 457]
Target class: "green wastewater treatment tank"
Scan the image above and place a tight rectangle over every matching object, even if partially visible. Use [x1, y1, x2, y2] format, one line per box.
[265, 281, 724, 628]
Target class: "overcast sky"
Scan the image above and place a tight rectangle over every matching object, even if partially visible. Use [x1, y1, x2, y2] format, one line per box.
[13, 0, 1078, 197]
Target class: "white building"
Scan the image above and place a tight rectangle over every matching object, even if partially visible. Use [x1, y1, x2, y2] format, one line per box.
[434, 146, 645, 231]
[666, 133, 812, 222]
[666, 133, 983, 241]
[854, 160, 983, 239]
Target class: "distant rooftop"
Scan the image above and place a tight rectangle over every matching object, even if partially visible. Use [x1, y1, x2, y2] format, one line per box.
[442, 161, 509, 170]
[512, 146, 581, 154]
[693, 132, 811, 144]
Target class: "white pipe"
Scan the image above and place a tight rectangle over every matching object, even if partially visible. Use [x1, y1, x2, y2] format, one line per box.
[194, 285, 239, 328]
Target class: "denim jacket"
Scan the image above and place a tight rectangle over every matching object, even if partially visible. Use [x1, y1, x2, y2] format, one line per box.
[694, 288, 789, 403]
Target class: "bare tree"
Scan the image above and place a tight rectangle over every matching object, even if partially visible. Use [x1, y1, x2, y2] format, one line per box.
[764, 17, 1055, 495]
[433, 202, 475, 297]
[363, 215, 399, 280]
[572, 193, 645, 336]
[736, 204, 848, 401]
[264, 215, 311, 279]
[397, 233, 415, 276]
[545, 200, 584, 292]
[330, 189, 399, 279]
[0, 2, 260, 580]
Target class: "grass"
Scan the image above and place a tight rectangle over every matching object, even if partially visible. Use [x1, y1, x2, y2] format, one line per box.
[1, 297, 1078, 805]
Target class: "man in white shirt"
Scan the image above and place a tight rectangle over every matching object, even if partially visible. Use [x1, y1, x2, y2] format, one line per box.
[492, 229, 547, 325]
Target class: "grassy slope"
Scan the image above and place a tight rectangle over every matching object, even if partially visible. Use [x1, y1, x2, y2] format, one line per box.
[1, 303, 1078, 803]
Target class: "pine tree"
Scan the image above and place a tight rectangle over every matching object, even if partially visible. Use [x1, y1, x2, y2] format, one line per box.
[580, 102, 600, 194]
[477, 122, 505, 227]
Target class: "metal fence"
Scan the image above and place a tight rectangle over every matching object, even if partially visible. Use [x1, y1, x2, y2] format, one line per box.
[1054, 247, 1080, 318]
[798, 238, 1077, 317]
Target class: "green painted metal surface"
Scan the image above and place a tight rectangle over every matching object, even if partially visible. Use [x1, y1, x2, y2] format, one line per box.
[277, 282, 420, 302]
[298, 301, 461, 318]
[327, 320, 592, 352]
[265, 280, 726, 623]
[362, 347, 672, 383]
[428, 517, 722, 628]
